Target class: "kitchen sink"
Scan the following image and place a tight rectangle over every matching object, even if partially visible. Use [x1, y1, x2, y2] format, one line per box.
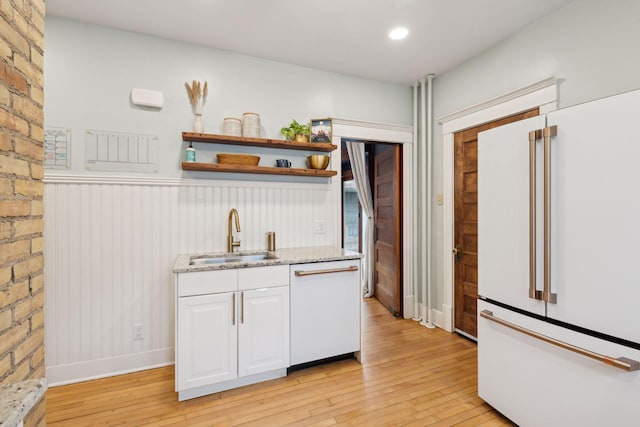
[189, 253, 277, 265]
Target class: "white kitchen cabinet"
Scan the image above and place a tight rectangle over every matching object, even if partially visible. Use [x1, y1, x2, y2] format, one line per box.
[177, 292, 237, 391]
[175, 265, 289, 401]
[238, 286, 289, 377]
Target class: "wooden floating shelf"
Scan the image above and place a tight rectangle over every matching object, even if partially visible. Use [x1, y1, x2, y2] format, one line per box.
[182, 162, 337, 178]
[182, 132, 337, 152]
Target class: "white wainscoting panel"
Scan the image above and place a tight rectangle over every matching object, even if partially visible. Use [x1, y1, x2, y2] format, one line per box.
[44, 177, 338, 385]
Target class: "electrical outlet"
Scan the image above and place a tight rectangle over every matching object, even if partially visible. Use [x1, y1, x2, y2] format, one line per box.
[133, 323, 144, 340]
[313, 220, 326, 234]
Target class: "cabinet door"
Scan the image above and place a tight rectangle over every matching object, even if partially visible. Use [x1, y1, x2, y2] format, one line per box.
[238, 286, 290, 377]
[177, 293, 237, 391]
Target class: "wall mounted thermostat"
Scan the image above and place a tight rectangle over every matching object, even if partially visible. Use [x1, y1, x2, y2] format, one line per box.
[130, 88, 164, 109]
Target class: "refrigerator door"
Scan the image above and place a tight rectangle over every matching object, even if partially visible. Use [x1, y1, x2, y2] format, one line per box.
[546, 89, 640, 345]
[478, 115, 546, 316]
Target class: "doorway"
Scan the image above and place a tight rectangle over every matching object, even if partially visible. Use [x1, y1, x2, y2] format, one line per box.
[342, 181, 361, 253]
[342, 141, 403, 317]
[453, 109, 539, 339]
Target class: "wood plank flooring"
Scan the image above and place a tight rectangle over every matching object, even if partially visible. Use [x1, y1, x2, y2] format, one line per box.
[46, 298, 514, 426]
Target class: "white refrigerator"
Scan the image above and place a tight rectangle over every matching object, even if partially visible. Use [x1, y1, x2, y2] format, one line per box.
[477, 89, 640, 426]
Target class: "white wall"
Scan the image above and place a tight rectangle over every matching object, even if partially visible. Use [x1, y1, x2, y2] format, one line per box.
[431, 0, 640, 308]
[43, 17, 412, 384]
[44, 17, 412, 178]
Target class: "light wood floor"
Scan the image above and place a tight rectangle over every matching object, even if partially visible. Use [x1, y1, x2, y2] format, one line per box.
[46, 298, 514, 426]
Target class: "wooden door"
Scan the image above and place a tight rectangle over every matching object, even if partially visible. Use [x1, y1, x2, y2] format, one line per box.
[454, 109, 539, 338]
[374, 144, 402, 316]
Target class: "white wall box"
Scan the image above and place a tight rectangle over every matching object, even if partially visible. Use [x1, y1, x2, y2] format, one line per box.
[130, 88, 164, 108]
[175, 265, 289, 401]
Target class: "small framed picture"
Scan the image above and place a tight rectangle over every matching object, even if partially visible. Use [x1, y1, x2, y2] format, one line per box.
[310, 118, 332, 143]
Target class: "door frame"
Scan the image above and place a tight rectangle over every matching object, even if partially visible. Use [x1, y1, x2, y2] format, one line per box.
[438, 78, 559, 332]
[331, 119, 413, 317]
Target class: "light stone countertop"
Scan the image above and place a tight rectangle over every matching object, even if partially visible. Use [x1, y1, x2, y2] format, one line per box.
[173, 246, 362, 273]
[0, 378, 46, 427]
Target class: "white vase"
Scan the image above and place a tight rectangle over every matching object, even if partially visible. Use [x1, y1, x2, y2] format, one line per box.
[193, 113, 204, 133]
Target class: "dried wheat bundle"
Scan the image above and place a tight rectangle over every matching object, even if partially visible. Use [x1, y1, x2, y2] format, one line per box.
[185, 80, 208, 110]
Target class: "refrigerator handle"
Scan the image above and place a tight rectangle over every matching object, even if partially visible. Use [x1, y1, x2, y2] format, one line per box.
[543, 126, 558, 304]
[529, 131, 542, 300]
[480, 310, 640, 372]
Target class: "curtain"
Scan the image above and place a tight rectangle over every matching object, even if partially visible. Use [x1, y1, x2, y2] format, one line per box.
[346, 141, 375, 297]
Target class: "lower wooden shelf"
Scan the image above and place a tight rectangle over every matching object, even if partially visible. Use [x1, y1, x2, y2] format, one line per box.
[181, 162, 337, 177]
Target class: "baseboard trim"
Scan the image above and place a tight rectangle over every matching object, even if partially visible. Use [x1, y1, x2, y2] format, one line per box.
[47, 347, 174, 387]
[432, 308, 444, 329]
[455, 328, 478, 342]
[411, 303, 448, 331]
[403, 294, 415, 319]
[441, 304, 453, 332]
[178, 369, 287, 401]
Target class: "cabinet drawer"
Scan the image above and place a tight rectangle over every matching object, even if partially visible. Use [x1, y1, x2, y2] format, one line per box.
[478, 299, 640, 426]
[178, 269, 238, 297]
[238, 265, 289, 290]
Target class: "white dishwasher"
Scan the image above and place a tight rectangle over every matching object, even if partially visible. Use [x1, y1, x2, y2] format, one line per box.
[290, 259, 361, 366]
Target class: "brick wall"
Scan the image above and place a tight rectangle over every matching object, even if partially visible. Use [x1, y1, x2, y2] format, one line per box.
[0, 0, 46, 425]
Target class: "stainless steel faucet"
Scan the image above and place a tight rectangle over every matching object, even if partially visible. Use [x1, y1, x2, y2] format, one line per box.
[227, 208, 241, 253]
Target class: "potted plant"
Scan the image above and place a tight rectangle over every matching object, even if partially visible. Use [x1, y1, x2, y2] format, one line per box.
[281, 119, 310, 142]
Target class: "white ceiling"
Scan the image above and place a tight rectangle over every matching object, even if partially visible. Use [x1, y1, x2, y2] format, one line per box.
[45, 0, 573, 85]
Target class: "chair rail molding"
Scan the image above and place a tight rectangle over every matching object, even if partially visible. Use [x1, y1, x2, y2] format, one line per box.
[43, 174, 332, 190]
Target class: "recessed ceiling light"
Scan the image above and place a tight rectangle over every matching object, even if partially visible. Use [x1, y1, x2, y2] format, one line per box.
[388, 27, 409, 40]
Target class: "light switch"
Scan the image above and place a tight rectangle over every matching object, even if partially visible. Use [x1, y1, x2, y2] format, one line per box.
[437, 193, 444, 205]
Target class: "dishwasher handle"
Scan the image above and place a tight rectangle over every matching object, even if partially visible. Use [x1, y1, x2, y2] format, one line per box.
[294, 265, 359, 277]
